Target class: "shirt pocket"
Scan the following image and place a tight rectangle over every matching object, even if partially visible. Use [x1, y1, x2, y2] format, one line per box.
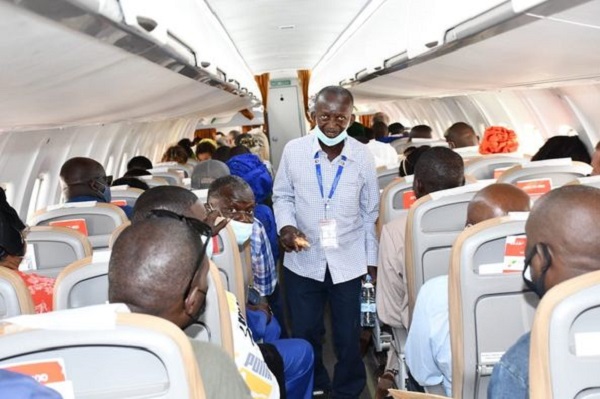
[336, 179, 361, 218]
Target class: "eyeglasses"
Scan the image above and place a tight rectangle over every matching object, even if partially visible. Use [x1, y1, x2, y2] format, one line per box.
[205, 204, 254, 222]
[147, 209, 212, 297]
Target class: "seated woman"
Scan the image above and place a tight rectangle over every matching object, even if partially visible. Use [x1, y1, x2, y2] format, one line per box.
[161, 145, 189, 164]
[0, 189, 54, 313]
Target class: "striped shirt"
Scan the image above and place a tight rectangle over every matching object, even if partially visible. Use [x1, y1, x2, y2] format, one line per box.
[273, 134, 379, 284]
[250, 219, 277, 296]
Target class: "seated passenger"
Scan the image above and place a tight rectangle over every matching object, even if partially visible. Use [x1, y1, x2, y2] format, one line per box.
[177, 138, 196, 160]
[0, 189, 54, 313]
[108, 216, 252, 399]
[389, 122, 406, 137]
[213, 146, 232, 163]
[131, 185, 314, 399]
[112, 177, 149, 191]
[0, 369, 62, 398]
[126, 155, 153, 172]
[367, 122, 399, 168]
[531, 135, 591, 164]
[399, 146, 430, 177]
[191, 160, 230, 190]
[377, 147, 465, 329]
[478, 126, 519, 155]
[161, 145, 189, 164]
[405, 184, 530, 396]
[444, 122, 479, 157]
[408, 125, 433, 140]
[60, 157, 133, 219]
[347, 114, 366, 139]
[196, 140, 217, 162]
[488, 186, 600, 398]
[373, 111, 390, 125]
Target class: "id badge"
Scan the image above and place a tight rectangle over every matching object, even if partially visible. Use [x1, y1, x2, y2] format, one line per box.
[319, 219, 338, 249]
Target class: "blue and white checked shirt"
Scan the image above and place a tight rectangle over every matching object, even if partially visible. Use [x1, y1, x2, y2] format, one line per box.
[250, 219, 277, 296]
[273, 134, 379, 284]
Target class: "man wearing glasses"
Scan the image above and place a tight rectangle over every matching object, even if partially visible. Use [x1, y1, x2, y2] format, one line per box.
[60, 157, 133, 218]
[488, 185, 600, 398]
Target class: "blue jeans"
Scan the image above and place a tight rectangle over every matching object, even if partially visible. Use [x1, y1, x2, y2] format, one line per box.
[284, 267, 365, 399]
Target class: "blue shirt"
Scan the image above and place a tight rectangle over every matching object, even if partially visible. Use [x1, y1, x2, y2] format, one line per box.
[68, 195, 133, 219]
[405, 275, 452, 396]
[488, 332, 530, 399]
[251, 219, 277, 296]
[0, 370, 62, 398]
[273, 135, 379, 284]
[254, 204, 279, 262]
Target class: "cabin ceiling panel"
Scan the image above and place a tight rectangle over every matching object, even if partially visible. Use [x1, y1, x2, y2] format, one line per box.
[204, 0, 369, 75]
[0, 2, 250, 131]
[351, 4, 600, 103]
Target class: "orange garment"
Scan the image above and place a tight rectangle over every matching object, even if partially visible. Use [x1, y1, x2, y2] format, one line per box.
[479, 126, 519, 154]
[17, 271, 54, 313]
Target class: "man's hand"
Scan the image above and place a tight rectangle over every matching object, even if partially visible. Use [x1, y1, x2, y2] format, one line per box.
[367, 266, 377, 284]
[279, 225, 310, 252]
[205, 211, 229, 236]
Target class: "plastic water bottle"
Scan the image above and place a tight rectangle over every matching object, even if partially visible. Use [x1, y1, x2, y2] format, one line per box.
[361, 275, 376, 327]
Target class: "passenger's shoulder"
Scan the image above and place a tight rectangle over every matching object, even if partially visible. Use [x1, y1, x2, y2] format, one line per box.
[382, 212, 409, 235]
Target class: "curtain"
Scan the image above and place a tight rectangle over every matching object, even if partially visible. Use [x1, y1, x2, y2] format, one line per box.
[254, 73, 270, 136]
[194, 128, 216, 140]
[297, 69, 313, 126]
[360, 114, 375, 128]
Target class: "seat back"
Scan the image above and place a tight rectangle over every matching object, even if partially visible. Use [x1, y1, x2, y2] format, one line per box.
[149, 167, 184, 186]
[109, 222, 131, 249]
[393, 139, 449, 155]
[153, 163, 192, 179]
[498, 158, 592, 194]
[449, 214, 537, 399]
[377, 176, 415, 237]
[53, 254, 110, 311]
[110, 185, 144, 208]
[378, 167, 400, 191]
[191, 160, 230, 190]
[210, 225, 246, 313]
[138, 175, 170, 188]
[464, 155, 528, 180]
[567, 175, 600, 189]
[24, 226, 92, 278]
[28, 202, 127, 250]
[185, 261, 235, 357]
[530, 270, 600, 399]
[191, 189, 208, 203]
[405, 181, 494, 323]
[0, 269, 34, 319]
[0, 305, 206, 398]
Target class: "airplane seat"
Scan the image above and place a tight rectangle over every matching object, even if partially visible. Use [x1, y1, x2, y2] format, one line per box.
[185, 261, 235, 358]
[378, 167, 401, 191]
[53, 254, 110, 311]
[377, 176, 414, 238]
[138, 175, 170, 188]
[109, 221, 131, 249]
[566, 175, 600, 189]
[110, 185, 144, 208]
[24, 226, 93, 278]
[405, 181, 494, 325]
[464, 155, 528, 180]
[0, 268, 35, 319]
[449, 213, 537, 399]
[153, 162, 193, 179]
[28, 202, 127, 250]
[148, 167, 184, 186]
[191, 189, 208, 203]
[0, 304, 206, 398]
[389, 389, 449, 399]
[210, 225, 247, 314]
[394, 139, 449, 156]
[497, 158, 592, 189]
[190, 159, 231, 191]
[530, 269, 600, 399]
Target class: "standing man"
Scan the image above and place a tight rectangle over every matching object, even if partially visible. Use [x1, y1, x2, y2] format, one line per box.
[273, 86, 379, 398]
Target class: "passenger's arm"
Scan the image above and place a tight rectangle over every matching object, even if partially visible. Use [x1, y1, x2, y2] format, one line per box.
[360, 151, 380, 268]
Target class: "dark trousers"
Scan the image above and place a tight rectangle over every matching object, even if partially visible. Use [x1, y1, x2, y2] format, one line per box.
[284, 267, 365, 399]
[267, 283, 288, 338]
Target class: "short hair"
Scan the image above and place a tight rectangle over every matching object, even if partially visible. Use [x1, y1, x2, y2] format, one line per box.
[124, 168, 151, 178]
[177, 139, 195, 158]
[372, 121, 389, 139]
[108, 217, 203, 315]
[127, 156, 153, 171]
[161, 146, 189, 164]
[414, 147, 464, 194]
[207, 175, 254, 204]
[531, 135, 591, 163]
[315, 86, 354, 106]
[409, 125, 433, 140]
[389, 123, 405, 135]
[195, 141, 216, 157]
[112, 177, 149, 191]
[213, 146, 232, 163]
[229, 145, 251, 157]
[132, 186, 199, 223]
[399, 146, 430, 177]
[444, 122, 474, 138]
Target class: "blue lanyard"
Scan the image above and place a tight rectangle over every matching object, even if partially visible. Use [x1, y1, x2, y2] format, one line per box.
[315, 152, 347, 209]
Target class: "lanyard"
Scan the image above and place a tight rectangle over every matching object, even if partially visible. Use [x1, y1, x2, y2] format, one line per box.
[315, 152, 347, 211]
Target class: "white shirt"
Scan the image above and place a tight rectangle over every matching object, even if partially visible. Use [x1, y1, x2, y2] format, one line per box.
[273, 135, 379, 284]
[366, 140, 399, 169]
[453, 145, 481, 159]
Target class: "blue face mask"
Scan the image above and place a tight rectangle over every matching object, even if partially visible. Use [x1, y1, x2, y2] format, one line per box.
[313, 125, 348, 147]
[101, 184, 112, 203]
[230, 220, 253, 245]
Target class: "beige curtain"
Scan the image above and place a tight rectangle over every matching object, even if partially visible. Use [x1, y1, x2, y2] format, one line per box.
[297, 69, 313, 127]
[254, 73, 270, 136]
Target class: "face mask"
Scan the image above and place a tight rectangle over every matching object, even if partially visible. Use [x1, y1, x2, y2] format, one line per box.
[522, 244, 551, 298]
[313, 125, 348, 147]
[102, 184, 112, 203]
[230, 219, 253, 245]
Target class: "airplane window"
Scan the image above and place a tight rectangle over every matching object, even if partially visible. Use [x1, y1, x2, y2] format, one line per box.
[518, 124, 545, 156]
[26, 176, 43, 220]
[1, 182, 14, 207]
[106, 155, 115, 177]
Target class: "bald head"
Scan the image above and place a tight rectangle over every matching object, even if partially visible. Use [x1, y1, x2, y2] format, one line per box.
[60, 157, 108, 201]
[109, 217, 208, 327]
[466, 184, 531, 226]
[445, 122, 479, 149]
[526, 185, 600, 292]
[133, 186, 204, 223]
